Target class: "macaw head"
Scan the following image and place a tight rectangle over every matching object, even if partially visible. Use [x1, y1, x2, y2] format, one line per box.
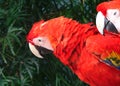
[26, 17, 70, 58]
[26, 20, 53, 58]
[96, 0, 120, 35]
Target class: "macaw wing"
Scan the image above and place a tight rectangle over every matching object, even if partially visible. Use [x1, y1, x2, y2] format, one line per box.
[86, 33, 120, 70]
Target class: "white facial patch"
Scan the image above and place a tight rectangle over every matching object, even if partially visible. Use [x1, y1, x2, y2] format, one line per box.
[32, 37, 53, 51]
[106, 9, 120, 32]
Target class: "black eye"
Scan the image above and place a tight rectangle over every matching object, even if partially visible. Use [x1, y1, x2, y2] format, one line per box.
[38, 39, 41, 42]
[114, 12, 117, 15]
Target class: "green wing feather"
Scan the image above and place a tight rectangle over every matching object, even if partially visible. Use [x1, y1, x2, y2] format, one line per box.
[104, 51, 120, 69]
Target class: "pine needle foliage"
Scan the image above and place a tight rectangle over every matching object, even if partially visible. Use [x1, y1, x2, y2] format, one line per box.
[0, 0, 105, 86]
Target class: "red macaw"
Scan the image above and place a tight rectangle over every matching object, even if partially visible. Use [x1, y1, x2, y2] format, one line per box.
[26, 0, 120, 86]
[96, 0, 120, 34]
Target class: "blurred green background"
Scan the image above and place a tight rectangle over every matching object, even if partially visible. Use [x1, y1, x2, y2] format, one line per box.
[0, 0, 105, 86]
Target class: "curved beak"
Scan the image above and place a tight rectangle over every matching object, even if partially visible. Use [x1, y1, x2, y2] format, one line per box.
[29, 43, 53, 58]
[96, 12, 105, 35]
[96, 11, 118, 35]
[29, 43, 43, 58]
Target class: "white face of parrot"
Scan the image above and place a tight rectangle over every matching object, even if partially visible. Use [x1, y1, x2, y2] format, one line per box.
[106, 9, 120, 32]
[28, 37, 53, 58]
[96, 9, 120, 35]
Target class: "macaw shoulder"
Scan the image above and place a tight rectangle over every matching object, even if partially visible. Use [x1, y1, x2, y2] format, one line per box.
[85, 33, 120, 70]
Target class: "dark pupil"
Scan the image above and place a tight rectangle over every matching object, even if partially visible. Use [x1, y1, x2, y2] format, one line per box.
[114, 12, 117, 15]
[38, 39, 41, 42]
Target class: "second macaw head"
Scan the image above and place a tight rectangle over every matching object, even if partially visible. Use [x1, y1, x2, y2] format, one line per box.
[96, 0, 120, 35]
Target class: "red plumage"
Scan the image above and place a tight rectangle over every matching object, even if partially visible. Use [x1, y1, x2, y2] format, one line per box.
[27, 16, 120, 86]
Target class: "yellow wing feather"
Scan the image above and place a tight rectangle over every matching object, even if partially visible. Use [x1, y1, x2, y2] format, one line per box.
[105, 51, 120, 67]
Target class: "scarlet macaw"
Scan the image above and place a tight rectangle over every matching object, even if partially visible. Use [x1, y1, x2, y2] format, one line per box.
[26, 0, 120, 86]
[96, 0, 120, 34]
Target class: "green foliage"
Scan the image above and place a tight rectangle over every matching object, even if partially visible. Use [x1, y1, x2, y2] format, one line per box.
[0, 0, 105, 86]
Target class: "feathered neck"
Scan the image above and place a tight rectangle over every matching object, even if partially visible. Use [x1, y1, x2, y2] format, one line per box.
[53, 20, 98, 68]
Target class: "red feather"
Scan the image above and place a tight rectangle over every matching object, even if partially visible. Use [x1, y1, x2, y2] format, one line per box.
[27, 16, 120, 86]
